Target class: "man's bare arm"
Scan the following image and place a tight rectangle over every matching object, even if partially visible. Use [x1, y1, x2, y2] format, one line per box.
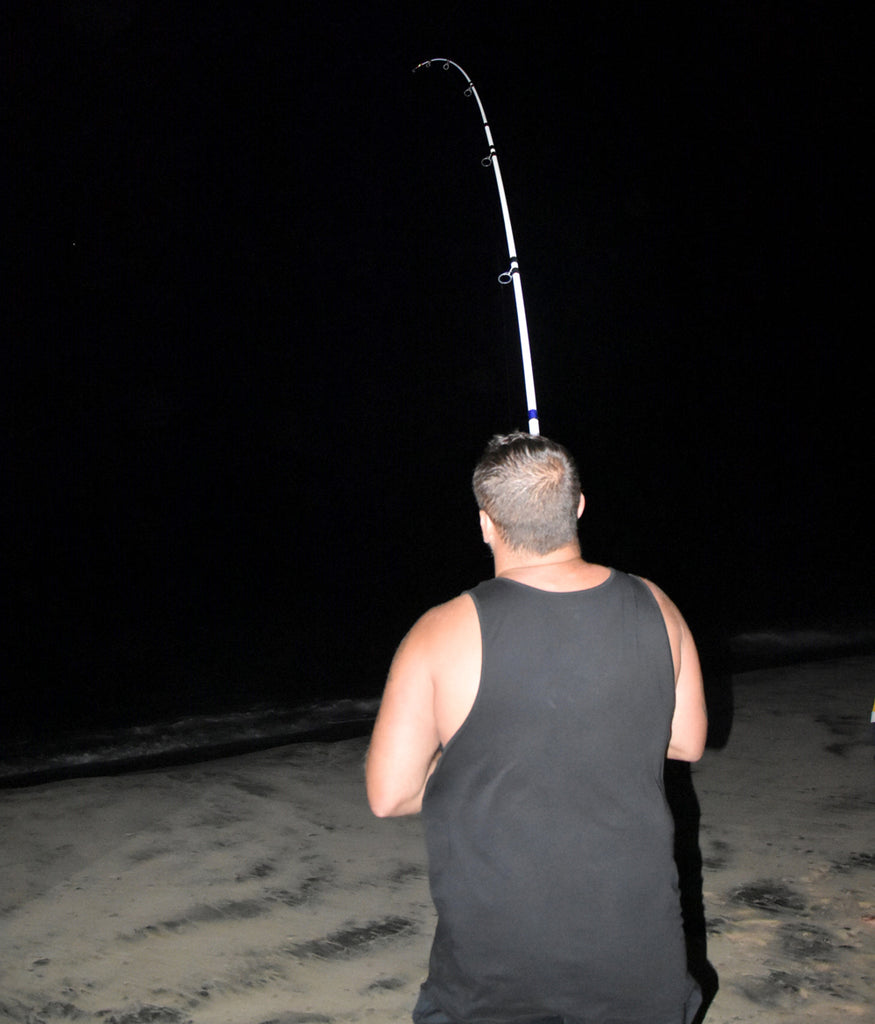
[365, 610, 443, 817]
[643, 580, 708, 761]
[665, 610, 707, 760]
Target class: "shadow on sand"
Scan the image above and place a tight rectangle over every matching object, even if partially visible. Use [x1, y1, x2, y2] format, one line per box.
[664, 639, 735, 1021]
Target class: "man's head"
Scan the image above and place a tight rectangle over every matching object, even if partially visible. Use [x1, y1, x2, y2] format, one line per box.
[472, 432, 583, 556]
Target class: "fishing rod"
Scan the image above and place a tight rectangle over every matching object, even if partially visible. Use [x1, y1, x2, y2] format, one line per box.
[413, 59, 540, 435]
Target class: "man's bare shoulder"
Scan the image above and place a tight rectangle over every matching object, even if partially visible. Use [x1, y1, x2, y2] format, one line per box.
[389, 593, 479, 678]
[639, 577, 678, 616]
[410, 592, 478, 646]
[412, 593, 482, 743]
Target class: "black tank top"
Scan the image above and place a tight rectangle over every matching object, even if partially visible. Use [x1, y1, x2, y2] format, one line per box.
[420, 570, 691, 1022]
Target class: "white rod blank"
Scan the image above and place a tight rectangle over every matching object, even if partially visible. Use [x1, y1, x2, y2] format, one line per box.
[413, 59, 540, 434]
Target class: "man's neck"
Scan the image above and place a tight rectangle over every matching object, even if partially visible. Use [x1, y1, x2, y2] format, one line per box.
[492, 541, 585, 579]
[492, 544, 611, 592]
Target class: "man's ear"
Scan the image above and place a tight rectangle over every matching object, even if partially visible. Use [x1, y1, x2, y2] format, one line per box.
[577, 492, 586, 519]
[479, 509, 495, 545]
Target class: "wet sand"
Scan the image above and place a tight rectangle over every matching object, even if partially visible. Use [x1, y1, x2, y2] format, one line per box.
[1, 655, 873, 1023]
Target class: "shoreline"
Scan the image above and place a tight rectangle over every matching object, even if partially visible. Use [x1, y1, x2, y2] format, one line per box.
[5, 636, 875, 793]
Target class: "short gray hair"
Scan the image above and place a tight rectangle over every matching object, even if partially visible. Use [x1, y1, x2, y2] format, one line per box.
[472, 432, 581, 555]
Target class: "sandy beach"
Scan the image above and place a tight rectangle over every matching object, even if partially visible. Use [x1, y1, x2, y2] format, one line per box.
[2, 655, 873, 1023]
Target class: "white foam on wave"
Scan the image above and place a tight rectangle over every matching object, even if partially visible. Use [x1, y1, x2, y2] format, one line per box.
[0, 697, 381, 787]
[730, 624, 875, 660]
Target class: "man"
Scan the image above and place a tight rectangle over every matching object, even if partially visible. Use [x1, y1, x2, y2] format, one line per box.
[366, 432, 707, 1024]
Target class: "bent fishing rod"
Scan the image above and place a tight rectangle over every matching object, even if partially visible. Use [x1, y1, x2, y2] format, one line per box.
[413, 59, 540, 435]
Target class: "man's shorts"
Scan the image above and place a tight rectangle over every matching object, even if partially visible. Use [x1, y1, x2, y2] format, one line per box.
[412, 980, 703, 1024]
[412, 990, 562, 1023]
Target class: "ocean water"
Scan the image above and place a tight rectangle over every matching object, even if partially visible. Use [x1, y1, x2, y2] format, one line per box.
[0, 697, 381, 789]
[2, 622, 873, 789]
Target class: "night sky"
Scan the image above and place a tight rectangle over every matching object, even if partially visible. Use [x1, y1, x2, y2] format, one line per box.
[5, 4, 870, 743]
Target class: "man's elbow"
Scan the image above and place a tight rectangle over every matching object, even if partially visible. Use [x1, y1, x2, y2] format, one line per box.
[366, 745, 438, 817]
[367, 785, 397, 818]
[366, 775, 393, 817]
[666, 740, 706, 763]
[367, 789, 417, 818]
[666, 714, 708, 762]
[365, 771, 417, 818]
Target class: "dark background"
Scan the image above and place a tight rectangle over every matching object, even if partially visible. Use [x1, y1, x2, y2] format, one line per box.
[5, 3, 870, 745]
